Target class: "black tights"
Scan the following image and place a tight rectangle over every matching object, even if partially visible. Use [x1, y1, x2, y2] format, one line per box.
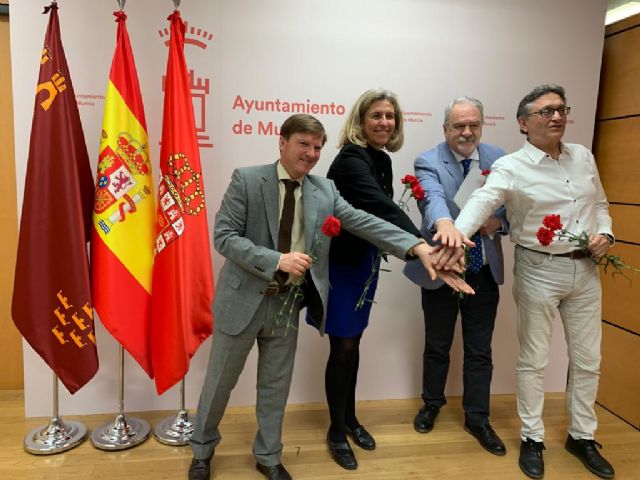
[326, 334, 362, 442]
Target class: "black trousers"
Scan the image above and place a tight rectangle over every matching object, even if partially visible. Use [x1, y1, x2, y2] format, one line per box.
[420, 265, 499, 426]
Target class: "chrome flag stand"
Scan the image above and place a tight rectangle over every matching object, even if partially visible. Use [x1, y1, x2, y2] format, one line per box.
[24, 373, 87, 454]
[154, 378, 193, 445]
[91, 346, 150, 450]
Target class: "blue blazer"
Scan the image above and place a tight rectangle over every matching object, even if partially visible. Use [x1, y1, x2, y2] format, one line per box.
[403, 142, 507, 289]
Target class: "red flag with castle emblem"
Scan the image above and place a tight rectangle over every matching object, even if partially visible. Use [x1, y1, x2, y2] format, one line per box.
[12, 3, 98, 394]
[91, 10, 156, 376]
[151, 10, 214, 394]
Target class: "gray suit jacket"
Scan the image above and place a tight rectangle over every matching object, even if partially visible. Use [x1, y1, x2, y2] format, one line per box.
[213, 162, 421, 335]
[403, 142, 507, 289]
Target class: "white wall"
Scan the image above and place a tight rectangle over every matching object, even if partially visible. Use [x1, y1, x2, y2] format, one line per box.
[10, 0, 607, 416]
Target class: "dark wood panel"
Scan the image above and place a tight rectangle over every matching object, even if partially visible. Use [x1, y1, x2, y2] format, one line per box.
[598, 322, 640, 429]
[601, 243, 640, 335]
[597, 19, 640, 119]
[609, 204, 640, 244]
[593, 117, 640, 204]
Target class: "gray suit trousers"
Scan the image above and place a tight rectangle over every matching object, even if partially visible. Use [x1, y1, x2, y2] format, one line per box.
[190, 293, 300, 465]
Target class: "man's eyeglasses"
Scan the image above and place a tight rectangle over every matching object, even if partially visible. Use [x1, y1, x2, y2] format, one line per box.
[529, 106, 571, 118]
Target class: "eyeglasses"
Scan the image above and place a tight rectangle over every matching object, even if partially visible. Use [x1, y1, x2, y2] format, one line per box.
[528, 106, 571, 118]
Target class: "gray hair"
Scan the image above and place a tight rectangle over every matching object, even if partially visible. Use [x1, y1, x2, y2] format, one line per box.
[444, 96, 484, 125]
[516, 84, 567, 133]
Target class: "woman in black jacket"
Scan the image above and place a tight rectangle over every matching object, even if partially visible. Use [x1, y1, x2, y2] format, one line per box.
[307, 88, 421, 470]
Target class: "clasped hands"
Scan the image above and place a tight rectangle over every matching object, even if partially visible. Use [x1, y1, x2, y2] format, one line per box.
[412, 219, 478, 295]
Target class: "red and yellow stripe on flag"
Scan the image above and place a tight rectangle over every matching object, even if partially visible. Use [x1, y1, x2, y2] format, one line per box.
[91, 11, 155, 376]
[151, 10, 214, 394]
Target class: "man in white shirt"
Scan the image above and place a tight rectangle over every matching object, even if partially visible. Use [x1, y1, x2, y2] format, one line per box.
[454, 85, 615, 480]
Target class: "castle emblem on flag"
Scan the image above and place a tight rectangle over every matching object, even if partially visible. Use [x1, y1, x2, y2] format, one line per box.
[155, 151, 205, 253]
[94, 133, 152, 234]
[51, 290, 96, 349]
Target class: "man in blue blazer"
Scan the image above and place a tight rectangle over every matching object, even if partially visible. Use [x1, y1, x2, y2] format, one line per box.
[188, 114, 472, 480]
[404, 97, 508, 456]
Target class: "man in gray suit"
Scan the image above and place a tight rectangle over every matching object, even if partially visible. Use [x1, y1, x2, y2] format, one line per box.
[404, 97, 508, 455]
[188, 114, 472, 480]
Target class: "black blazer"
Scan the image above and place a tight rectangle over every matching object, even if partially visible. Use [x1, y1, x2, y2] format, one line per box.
[327, 143, 420, 266]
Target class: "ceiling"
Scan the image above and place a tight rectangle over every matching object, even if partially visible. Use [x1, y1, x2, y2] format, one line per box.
[606, 0, 640, 23]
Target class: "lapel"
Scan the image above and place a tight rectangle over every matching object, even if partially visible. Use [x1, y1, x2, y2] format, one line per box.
[261, 163, 280, 247]
[302, 175, 319, 250]
[440, 142, 463, 187]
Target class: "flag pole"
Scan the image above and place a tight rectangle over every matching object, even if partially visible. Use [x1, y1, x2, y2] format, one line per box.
[90, 346, 150, 450]
[24, 372, 87, 454]
[154, 377, 193, 445]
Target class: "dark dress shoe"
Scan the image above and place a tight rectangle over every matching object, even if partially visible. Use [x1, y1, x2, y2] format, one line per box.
[256, 462, 293, 480]
[565, 435, 615, 479]
[414, 404, 439, 433]
[519, 438, 545, 479]
[327, 432, 358, 470]
[464, 422, 506, 456]
[345, 425, 376, 450]
[188, 457, 212, 480]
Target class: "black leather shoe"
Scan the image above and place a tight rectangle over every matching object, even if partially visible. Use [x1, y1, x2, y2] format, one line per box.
[345, 425, 376, 450]
[519, 438, 545, 479]
[565, 435, 615, 479]
[414, 404, 439, 433]
[464, 422, 506, 456]
[188, 457, 212, 480]
[327, 432, 358, 470]
[256, 462, 293, 480]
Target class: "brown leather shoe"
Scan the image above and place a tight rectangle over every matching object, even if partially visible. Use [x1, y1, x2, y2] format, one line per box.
[188, 456, 212, 480]
[256, 462, 293, 480]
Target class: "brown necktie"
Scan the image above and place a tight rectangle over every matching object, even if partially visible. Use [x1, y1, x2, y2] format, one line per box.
[275, 179, 299, 286]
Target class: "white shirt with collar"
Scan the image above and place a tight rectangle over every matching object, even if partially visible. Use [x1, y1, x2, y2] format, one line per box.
[450, 146, 480, 173]
[456, 140, 613, 254]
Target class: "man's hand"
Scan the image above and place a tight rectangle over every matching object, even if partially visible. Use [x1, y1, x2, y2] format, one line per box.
[412, 242, 475, 294]
[479, 215, 502, 236]
[588, 234, 610, 261]
[278, 252, 312, 277]
[433, 219, 476, 251]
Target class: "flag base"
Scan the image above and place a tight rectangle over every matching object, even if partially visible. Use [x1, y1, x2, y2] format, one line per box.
[24, 416, 87, 455]
[154, 409, 193, 446]
[90, 413, 150, 450]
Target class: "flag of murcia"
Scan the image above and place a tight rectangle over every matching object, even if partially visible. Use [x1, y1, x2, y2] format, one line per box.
[12, 2, 98, 394]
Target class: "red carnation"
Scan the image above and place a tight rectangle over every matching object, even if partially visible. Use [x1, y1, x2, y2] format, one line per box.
[536, 227, 555, 246]
[542, 214, 563, 231]
[321, 215, 341, 237]
[481, 169, 491, 176]
[412, 183, 425, 200]
[401, 174, 418, 187]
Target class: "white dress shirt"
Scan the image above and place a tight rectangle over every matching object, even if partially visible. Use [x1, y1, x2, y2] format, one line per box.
[456, 141, 613, 254]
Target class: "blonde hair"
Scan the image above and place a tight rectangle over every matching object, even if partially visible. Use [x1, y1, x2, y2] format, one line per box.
[338, 88, 404, 152]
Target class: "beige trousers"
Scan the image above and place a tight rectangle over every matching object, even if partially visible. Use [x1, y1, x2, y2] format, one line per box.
[513, 246, 601, 442]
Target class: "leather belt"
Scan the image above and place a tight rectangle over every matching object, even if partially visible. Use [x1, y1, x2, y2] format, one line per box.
[261, 281, 290, 296]
[517, 244, 590, 260]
